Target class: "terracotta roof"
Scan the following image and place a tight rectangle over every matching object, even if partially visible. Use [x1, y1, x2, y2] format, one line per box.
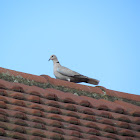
[0, 67, 140, 140]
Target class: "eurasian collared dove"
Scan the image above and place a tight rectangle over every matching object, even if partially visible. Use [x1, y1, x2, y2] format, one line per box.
[49, 55, 99, 85]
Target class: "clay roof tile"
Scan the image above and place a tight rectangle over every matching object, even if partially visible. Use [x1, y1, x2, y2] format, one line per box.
[0, 67, 140, 140]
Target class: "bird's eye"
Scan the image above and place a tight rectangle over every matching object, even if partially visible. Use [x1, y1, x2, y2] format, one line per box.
[52, 56, 54, 57]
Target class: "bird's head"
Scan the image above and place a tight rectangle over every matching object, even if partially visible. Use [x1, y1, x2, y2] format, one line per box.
[49, 55, 57, 61]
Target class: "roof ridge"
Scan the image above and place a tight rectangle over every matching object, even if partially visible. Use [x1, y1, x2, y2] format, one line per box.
[0, 67, 140, 105]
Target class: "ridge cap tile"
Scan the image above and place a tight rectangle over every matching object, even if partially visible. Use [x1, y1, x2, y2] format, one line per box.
[41, 74, 103, 94]
[0, 67, 47, 84]
[42, 75, 140, 102]
[1, 67, 140, 101]
[99, 86, 140, 102]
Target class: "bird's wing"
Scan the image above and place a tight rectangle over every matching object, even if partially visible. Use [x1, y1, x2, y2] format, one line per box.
[57, 66, 81, 77]
[57, 65, 99, 85]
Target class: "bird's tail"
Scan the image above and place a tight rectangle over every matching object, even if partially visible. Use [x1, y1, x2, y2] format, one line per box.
[87, 78, 99, 85]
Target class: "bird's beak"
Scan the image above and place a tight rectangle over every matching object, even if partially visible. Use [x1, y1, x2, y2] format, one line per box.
[48, 59, 50, 61]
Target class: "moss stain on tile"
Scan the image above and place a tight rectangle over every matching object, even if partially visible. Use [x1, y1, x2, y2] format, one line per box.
[0, 72, 51, 89]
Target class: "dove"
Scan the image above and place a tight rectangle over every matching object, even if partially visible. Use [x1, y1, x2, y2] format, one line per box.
[49, 55, 99, 85]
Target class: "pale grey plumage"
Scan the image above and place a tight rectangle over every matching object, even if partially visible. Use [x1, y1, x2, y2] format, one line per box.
[49, 55, 99, 85]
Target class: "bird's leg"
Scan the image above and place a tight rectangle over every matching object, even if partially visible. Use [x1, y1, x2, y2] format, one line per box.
[67, 78, 71, 82]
